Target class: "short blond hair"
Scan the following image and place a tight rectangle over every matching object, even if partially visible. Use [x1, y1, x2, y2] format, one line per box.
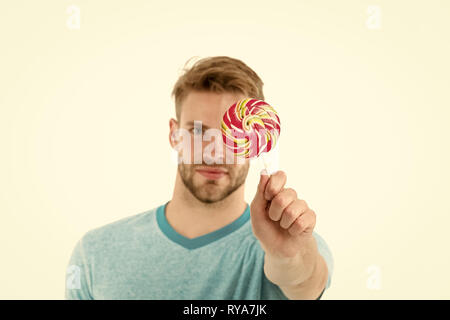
[171, 56, 265, 119]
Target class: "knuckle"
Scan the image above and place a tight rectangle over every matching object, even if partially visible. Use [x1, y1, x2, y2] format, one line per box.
[284, 206, 297, 220]
[298, 199, 308, 210]
[286, 211, 297, 224]
[268, 185, 278, 196]
[296, 219, 305, 230]
[286, 188, 297, 199]
[272, 171, 286, 184]
[280, 220, 290, 229]
[273, 193, 289, 208]
[277, 170, 287, 180]
[288, 227, 298, 236]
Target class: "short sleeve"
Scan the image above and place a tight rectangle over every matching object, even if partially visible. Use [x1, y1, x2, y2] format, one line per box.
[313, 231, 334, 291]
[65, 234, 94, 300]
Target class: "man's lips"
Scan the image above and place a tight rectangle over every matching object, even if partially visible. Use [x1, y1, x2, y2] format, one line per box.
[195, 167, 228, 180]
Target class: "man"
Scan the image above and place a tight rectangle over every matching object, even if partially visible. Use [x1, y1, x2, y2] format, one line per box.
[65, 56, 333, 300]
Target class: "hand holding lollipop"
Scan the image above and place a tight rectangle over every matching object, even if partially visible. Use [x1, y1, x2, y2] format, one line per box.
[223, 98, 323, 291]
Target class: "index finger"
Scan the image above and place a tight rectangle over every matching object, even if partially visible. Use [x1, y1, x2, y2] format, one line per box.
[264, 170, 287, 201]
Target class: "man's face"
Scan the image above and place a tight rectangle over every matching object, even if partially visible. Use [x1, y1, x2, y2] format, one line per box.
[170, 90, 250, 204]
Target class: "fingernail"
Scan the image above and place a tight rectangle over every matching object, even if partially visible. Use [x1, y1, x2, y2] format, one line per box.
[260, 169, 268, 176]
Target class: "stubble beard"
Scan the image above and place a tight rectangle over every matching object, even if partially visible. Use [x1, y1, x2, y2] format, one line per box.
[178, 163, 249, 204]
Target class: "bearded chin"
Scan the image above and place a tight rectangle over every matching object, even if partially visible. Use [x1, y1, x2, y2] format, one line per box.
[177, 164, 248, 204]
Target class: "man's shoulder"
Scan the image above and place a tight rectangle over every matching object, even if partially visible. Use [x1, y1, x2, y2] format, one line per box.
[80, 205, 160, 248]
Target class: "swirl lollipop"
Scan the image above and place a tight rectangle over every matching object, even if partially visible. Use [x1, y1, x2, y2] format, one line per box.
[221, 98, 280, 173]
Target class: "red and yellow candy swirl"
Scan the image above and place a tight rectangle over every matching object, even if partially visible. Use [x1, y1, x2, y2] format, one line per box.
[221, 98, 281, 159]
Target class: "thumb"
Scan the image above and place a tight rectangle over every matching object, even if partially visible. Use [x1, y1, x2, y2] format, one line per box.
[252, 169, 270, 210]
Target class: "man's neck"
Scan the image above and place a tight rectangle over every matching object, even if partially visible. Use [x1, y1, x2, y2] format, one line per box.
[165, 172, 247, 239]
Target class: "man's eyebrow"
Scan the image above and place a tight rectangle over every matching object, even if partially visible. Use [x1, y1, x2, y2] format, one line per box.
[184, 121, 212, 129]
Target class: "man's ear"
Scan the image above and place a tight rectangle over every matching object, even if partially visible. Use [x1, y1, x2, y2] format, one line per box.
[169, 118, 179, 149]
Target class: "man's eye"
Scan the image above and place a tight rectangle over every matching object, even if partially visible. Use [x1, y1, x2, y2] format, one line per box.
[192, 127, 203, 135]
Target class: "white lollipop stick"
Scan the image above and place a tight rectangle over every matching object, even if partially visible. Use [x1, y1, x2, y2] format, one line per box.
[259, 150, 278, 176]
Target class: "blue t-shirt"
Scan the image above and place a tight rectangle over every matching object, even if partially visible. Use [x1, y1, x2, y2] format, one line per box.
[65, 202, 333, 299]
